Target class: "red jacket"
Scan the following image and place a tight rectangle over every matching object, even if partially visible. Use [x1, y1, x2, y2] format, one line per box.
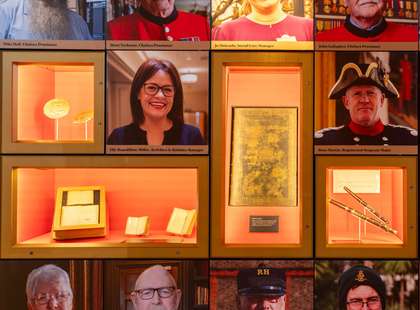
[108, 7, 209, 41]
[317, 17, 418, 42]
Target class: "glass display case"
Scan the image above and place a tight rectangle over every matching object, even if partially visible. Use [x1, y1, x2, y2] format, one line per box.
[211, 52, 313, 257]
[1, 156, 208, 258]
[1, 51, 104, 153]
[316, 156, 417, 258]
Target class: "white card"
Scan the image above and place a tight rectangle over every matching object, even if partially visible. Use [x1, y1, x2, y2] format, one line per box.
[333, 169, 380, 193]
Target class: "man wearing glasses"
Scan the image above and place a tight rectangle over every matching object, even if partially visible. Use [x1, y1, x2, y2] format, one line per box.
[26, 264, 73, 310]
[338, 265, 385, 310]
[130, 265, 182, 310]
[237, 264, 286, 310]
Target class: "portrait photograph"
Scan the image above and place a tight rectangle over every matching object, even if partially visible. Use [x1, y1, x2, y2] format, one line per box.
[315, 260, 419, 310]
[210, 260, 314, 310]
[0, 0, 106, 49]
[106, 0, 210, 48]
[103, 260, 208, 310]
[106, 50, 208, 154]
[315, 0, 419, 50]
[314, 51, 418, 154]
[212, 0, 314, 49]
[0, 260, 102, 310]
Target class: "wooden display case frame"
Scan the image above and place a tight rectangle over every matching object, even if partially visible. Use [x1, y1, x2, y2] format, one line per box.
[316, 156, 417, 258]
[211, 52, 313, 258]
[1, 51, 105, 153]
[1, 156, 209, 258]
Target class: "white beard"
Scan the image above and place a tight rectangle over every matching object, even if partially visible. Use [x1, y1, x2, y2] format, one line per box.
[28, 0, 73, 39]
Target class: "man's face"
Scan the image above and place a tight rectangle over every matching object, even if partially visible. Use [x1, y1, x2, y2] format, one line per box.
[345, 0, 385, 20]
[343, 85, 384, 127]
[28, 278, 73, 310]
[247, 0, 281, 12]
[239, 295, 286, 310]
[142, 0, 175, 14]
[346, 285, 382, 310]
[131, 268, 181, 310]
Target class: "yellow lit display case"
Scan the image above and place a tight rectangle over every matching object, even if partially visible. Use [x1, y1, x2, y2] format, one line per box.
[1, 156, 208, 258]
[211, 52, 313, 258]
[316, 156, 417, 258]
[0, 51, 104, 153]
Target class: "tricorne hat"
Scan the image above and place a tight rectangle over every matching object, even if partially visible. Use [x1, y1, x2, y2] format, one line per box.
[237, 263, 286, 296]
[328, 62, 399, 99]
[338, 265, 386, 310]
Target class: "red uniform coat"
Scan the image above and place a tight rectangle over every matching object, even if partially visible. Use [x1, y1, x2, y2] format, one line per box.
[316, 17, 417, 42]
[212, 15, 313, 41]
[108, 7, 209, 41]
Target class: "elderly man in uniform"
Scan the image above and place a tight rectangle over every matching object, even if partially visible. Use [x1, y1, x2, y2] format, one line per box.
[338, 265, 386, 310]
[26, 264, 73, 310]
[108, 0, 209, 41]
[315, 61, 417, 145]
[316, 0, 417, 41]
[130, 265, 182, 310]
[0, 0, 92, 40]
[237, 264, 286, 310]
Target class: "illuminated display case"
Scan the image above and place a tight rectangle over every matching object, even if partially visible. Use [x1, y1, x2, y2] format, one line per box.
[211, 52, 313, 258]
[1, 156, 208, 258]
[1, 51, 104, 153]
[316, 156, 417, 258]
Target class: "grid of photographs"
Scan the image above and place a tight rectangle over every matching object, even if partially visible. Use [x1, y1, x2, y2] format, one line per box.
[0, 0, 419, 309]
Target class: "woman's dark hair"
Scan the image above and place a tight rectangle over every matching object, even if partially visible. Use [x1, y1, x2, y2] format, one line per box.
[130, 58, 184, 126]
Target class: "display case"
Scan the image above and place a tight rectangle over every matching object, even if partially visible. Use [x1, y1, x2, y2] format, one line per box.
[1, 51, 104, 153]
[211, 52, 313, 257]
[1, 156, 208, 258]
[316, 156, 417, 258]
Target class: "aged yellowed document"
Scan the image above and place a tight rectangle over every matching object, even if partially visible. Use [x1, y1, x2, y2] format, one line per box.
[229, 107, 297, 206]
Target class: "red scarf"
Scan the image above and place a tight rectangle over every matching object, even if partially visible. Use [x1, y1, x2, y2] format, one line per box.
[348, 120, 384, 136]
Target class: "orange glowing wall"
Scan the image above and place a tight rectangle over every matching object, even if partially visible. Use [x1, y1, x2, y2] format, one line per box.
[16, 65, 94, 142]
[17, 66, 55, 141]
[227, 67, 301, 107]
[16, 168, 198, 242]
[17, 169, 55, 242]
[55, 71, 94, 141]
[225, 207, 300, 244]
[327, 168, 404, 241]
[225, 67, 301, 244]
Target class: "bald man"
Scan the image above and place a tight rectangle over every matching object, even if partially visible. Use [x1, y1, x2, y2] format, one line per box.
[130, 265, 182, 310]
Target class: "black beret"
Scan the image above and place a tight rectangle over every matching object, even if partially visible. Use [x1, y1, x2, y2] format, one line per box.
[237, 264, 286, 296]
[338, 265, 386, 310]
[329, 62, 399, 100]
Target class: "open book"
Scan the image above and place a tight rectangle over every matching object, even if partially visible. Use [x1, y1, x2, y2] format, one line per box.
[125, 216, 150, 236]
[166, 208, 197, 236]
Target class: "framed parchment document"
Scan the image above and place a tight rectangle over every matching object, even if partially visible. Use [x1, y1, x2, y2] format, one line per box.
[52, 185, 106, 240]
[229, 107, 297, 207]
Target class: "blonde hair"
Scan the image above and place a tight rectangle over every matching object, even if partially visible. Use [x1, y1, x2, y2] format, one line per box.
[241, 0, 252, 15]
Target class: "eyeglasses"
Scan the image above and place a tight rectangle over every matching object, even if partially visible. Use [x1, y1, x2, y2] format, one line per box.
[143, 83, 175, 97]
[131, 287, 176, 300]
[33, 292, 70, 305]
[347, 296, 381, 309]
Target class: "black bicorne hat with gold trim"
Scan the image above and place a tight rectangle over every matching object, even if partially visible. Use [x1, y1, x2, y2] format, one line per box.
[329, 62, 399, 99]
[338, 265, 386, 310]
